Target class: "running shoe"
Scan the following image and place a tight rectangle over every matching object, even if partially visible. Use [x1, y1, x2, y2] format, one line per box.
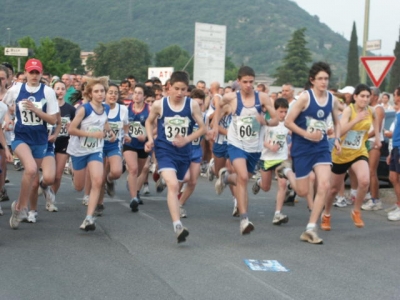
[5, 177, 9, 184]
[252, 180, 260, 195]
[361, 199, 383, 211]
[130, 198, 139, 212]
[300, 228, 323, 244]
[240, 218, 254, 235]
[137, 192, 143, 205]
[275, 160, 292, 179]
[82, 195, 89, 206]
[27, 210, 38, 223]
[142, 183, 150, 195]
[46, 202, 58, 212]
[333, 196, 347, 208]
[207, 158, 215, 181]
[215, 167, 227, 195]
[105, 178, 115, 197]
[351, 210, 364, 228]
[0, 204, 3, 216]
[180, 206, 187, 218]
[388, 207, 400, 221]
[80, 218, 96, 231]
[94, 204, 105, 217]
[232, 198, 240, 217]
[320, 214, 331, 231]
[283, 186, 296, 206]
[9, 201, 22, 229]
[156, 178, 166, 193]
[385, 204, 399, 213]
[0, 188, 9, 202]
[176, 225, 189, 243]
[272, 213, 288, 225]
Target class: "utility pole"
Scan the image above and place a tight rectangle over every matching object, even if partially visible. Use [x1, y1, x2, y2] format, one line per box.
[7, 28, 11, 45]
[361, 0, 370, 83]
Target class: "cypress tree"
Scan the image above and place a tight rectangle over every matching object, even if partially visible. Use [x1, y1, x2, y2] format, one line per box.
[345, 22, 360, 86]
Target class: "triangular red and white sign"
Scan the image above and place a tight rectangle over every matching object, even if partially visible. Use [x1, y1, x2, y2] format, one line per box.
[360, 56, 396, 87]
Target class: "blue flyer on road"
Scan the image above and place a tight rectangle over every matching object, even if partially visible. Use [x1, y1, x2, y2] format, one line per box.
[244, 259, 289, 272]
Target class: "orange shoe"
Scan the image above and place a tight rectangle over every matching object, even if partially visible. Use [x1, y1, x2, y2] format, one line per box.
[351, 210, 364, 228]
[320, 214, 331, 231]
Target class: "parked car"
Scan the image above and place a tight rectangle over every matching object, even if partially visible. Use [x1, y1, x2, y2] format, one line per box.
[377, 110, 395, 185]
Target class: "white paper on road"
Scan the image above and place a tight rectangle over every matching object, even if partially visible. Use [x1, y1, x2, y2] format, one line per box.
[244, 259, 289, 272]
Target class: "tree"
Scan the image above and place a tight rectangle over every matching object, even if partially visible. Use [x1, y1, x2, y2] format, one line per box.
[155, 45, 193, 77]
[225, 56, 239, 82]
[273, 28, 312, 87]
[35, 38, 70, 76]
[345, 22, 360, 86]
[52, 37, 84, 74]
[389, 30, 400, 92]
[87, 38, 151, 81]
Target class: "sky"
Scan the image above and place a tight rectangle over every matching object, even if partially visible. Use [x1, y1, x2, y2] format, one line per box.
[293, 0, 400, 55]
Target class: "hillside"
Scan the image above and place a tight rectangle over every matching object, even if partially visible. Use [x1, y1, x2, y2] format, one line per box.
[1, 0, 349, 78]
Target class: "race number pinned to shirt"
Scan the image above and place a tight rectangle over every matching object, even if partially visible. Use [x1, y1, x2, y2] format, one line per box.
[107, 121, 123, 141]
[268, 130, 286, 152]
[236, 116, 260, 141]
[80, 126, 101, 149]
[47, 124, 54, 136]
[164, 116, 189, 142]
[306, 117, 327, 139]
[342, 130, 365, 150]
[129, 121, 146, 138]
[19, 101, 43, 126]
[192, 127, 201, 146]
[59, 117, 70, 137]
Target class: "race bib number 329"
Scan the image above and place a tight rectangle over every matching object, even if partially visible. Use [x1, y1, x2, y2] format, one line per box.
[164, 116, 189, 142]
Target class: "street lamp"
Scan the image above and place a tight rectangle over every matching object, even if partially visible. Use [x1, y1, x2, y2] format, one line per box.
[6, 28, 11, 46]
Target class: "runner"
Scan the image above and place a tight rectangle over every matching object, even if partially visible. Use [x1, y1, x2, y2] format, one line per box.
[322, 84, 380, 229]
[145, 71, 205, 243]
[3, 59, 59, 229]
[178, 88, 206, 218]
[210, 66, 278, 235]
[124, 83, 150, 211]
[97, 83, 129, 215]
[67, 77, 115, 231]
[275, 62, 341, 244]
[252, 97, 290, 225]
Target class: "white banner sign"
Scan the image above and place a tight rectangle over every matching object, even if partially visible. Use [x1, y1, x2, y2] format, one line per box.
[193, 22, 226, 87]
[148, 67, 174, 85]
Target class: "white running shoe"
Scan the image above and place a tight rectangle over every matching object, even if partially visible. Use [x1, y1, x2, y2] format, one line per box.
[27, 210, 38, 223]
[272, 213, 289, 225]
[215, 167, 227, 195]
[9, 201, 22, 229]
[156, 178, 166, 193]
[300, 228, 323, 244]
[252, 180, 261, 195]
[240, 218, 254, 235]
[142, 183, 150, 195]
[207, 158, 215, 181]
[333, 196, 347, 208]
[46, 202, 58, 212]
[82, 195, 89, 206]
[385, 204, 399, 213]
[80, 217, 96, 231]
[180, 206, 187, 218]
[388, 207, 400, 221]
[361, 199, 383, 211]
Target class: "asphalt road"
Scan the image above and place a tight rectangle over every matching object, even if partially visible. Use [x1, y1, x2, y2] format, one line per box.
[0, 168, 399, 300]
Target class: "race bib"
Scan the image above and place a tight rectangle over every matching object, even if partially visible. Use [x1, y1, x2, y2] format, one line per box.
[342, 130, 365, 150]
[164, 116, 189, 142]
[192, 127, 201, 146]
[128, 121, 146, 138]
[306, 117, 327, 139]
[47, 124, 54, 136]
[19, 102, 43, 126]
[80, 126, 101, 149]
[107, 121, 123, 141]
[236, 116, 260, 141]
[268, 130, 286, 152]
[59, 117, 70, 137]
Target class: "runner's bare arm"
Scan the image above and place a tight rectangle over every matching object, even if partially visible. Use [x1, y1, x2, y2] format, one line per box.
[144, 99, 161, 152]
[260, 92, 278, 126]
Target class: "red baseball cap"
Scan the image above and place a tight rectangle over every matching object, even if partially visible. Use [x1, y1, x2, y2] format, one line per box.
[25, 58, 43, 73]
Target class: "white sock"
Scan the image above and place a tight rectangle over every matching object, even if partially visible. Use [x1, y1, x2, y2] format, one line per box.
[173, 220, 182, 232]
[306, 223, 316, 231]
[350, 189, 357, 197]
[275, 211, 280, 215]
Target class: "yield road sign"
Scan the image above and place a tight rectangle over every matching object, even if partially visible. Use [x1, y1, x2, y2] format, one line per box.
[360, 56, 396, 87]
[4, 47, 29, 57]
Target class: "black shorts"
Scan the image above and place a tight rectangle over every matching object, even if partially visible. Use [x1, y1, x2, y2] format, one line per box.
[122, 145, 149, 159]
[55, 137, 69, 154]
[331, 156, 368, 175]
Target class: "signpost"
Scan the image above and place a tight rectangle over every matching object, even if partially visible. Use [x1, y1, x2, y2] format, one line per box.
[4, 47, 29, 72]
[360, 56, 396, 87]
[4, 47, 28, 57]
[366, 40, 381, 51]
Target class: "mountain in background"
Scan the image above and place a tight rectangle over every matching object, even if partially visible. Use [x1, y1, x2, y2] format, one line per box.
[1, 0, 349, 82]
